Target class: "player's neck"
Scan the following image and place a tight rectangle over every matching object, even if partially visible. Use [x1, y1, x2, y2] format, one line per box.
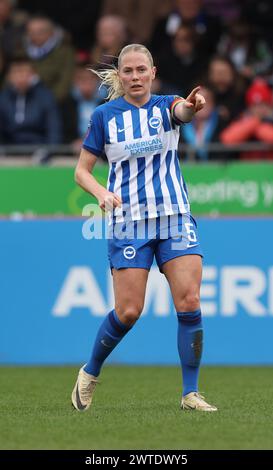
[123, 93, 152, 108]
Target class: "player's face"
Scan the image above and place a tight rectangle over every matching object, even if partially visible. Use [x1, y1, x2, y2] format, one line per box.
[119, 52, 156, 103]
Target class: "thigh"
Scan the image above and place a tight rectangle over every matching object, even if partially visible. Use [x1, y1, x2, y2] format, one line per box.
[112, 268, 149, 312]
[161, 255, 202, 310]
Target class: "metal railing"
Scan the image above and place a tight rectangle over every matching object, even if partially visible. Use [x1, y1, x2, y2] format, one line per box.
[0, 142, 273, 165]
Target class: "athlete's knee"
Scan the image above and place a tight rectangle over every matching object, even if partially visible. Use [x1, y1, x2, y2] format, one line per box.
[115, 304, 143, 327]
[175, 292, 200, 312]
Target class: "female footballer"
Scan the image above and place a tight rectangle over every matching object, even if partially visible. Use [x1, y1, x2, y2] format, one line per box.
[71, 44, 217, 412]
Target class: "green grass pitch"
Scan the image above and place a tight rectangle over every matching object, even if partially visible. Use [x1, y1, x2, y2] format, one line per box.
[1, 365, 273, 450]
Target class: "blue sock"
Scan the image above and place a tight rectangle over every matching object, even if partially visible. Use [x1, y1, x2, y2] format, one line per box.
[177, 309, 203, 397]
[84, 309, 132, 377]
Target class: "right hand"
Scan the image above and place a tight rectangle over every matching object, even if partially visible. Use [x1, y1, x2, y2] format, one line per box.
[97, 190, 122, 212]
[185, 86, 206, 113]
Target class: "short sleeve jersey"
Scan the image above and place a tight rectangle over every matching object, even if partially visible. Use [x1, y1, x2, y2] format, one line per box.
[83, 94, 190, 222]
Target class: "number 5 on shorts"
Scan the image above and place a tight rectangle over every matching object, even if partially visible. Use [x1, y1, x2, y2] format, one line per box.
[185, 222, 197, 243]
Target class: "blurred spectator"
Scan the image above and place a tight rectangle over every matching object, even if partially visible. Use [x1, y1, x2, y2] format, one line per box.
[221, 79, 273, 160]
[18, 0, 102, 50]
[90, 15, 128, 67]
[217, 21, 273, 81]
[241, 0, 273, 46]
[24, 16, 75, 102]
[180, 86, 228, 161]
[61, 66, 104, 153]
[0, 58, 62, 146]
[203, 0, 241, 24]
[207, 55, 246, 121]
[102, 0, 172, 43]
[0, 0, 27, 83]
[150, 0, 221, 61]
[151, 76, 180, 96]
[156, 25, 206, 96]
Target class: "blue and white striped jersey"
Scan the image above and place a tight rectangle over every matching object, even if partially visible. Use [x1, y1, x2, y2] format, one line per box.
[83, 94, 190, 222]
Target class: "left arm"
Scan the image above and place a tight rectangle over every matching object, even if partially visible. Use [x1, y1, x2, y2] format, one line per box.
[172, 86, 206, 123]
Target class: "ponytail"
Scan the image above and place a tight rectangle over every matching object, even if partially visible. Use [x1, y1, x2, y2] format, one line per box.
[89, 66, 124, 101]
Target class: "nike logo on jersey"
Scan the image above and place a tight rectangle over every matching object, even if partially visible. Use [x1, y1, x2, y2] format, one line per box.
[118, 126, 131, 133]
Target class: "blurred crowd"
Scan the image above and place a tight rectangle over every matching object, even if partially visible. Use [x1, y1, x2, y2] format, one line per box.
[1, 0, 273, 161]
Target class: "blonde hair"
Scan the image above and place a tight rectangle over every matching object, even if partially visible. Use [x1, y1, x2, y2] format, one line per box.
[90, 44, 154, 101]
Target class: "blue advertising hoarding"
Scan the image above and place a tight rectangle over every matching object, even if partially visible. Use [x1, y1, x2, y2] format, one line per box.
[0, 218, 273, 365]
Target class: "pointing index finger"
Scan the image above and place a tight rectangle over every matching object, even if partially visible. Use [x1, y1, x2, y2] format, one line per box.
[186, 86, 201, 101]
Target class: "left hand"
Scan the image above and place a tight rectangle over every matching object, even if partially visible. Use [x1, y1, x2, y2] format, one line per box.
[185, 86, 206, 113]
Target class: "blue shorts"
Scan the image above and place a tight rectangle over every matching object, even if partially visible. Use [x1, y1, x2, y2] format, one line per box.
[107, 213, 203, 272]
